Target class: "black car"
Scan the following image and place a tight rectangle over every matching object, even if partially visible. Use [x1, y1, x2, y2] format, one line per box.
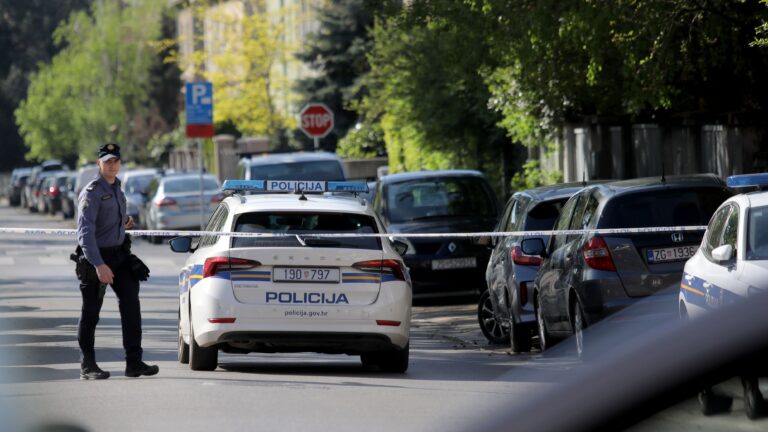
[23, 160, 64, 212]
[480, 182, 600, 349]
[42, 172, 75, 215]
[60, 173, 78, 219]
[7, 168, 32, 207]
[373, 170, 500, 298]
[523, 174, 732, 356]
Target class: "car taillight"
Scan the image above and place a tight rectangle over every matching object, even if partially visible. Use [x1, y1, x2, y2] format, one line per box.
[352, 259, 406, 281]
[210, 194, 224, 203]
[511, 246, 542, 266]
[49, 186, 60, 197]
[203, 257, 261, 278]
[155, 197, 177, 207]
[583, 236, 616, 271]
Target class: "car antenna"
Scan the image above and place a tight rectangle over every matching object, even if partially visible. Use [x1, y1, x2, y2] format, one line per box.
[661, 161, 666, 184]
[296, 188, 307, 201]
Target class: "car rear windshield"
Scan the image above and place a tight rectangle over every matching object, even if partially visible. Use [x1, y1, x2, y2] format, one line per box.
[525, 199, 566, 231]
[386, 177, 497, 223]
[232, 212, 381, 250]
[163, 177, 219, 193]
[747, 205, 768, 261]
[249, 161, 345, 182]
[599, 188, 731, 229]
[125, 174, 156, 194]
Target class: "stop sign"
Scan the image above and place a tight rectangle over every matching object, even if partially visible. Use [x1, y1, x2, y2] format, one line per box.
[299, 103, 334, 138]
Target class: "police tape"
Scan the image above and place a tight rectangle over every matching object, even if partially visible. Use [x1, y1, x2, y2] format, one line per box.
[0, 225, 708, 239]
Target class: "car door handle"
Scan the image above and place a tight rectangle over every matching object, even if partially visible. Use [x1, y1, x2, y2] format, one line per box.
[703, 282, 711, 289]
[684, 274, 693, 281]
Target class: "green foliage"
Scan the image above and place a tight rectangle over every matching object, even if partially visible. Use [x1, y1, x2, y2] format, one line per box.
[336, 122, 386, 158]
[362, 0, 509, 181]
[510, 159, 563, 192]
[15, 0, 168, 164]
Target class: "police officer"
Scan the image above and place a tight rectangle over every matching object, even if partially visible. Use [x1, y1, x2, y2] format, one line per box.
[76, 143, 158, 380]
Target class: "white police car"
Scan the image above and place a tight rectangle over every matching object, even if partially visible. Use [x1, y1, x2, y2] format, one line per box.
[170, 180, 412, 372]
[679, 173, 768, 319]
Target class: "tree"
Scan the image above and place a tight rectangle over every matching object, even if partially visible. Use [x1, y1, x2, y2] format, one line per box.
[294, 0, 395, 152]
[15, 0, 172, 164]
[361, 0, 509, 187]
[0, 0, 91, 169]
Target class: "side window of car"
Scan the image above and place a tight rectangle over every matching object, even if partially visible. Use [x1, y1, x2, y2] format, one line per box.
[567, 191, 591, 243]
[720, 204, 739, 255]
[551, 195, 580, 251]
[199, 205, 228, 248]
[498, 199, 515, 232]
[703, 205, 731, 259]
[510, 196, 530, 231]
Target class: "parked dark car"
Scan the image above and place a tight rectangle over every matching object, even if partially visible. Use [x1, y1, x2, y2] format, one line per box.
[30, 171, 63, 214]
[42, 172, 75, 215]
[523, 174, 732, 356]
[23, 160, 65, 212]
[60, 173, 78, 219]
[373, 170, 500, 298]
[7, 168, 32, 207]
[122, 168, 160, 228]
[480, 182, 600, 349]
[238, 152, 346, 181]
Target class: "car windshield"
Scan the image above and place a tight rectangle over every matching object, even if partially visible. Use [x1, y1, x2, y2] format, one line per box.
[599, 188, 732, 228]
[163, 177, 219, 193]
[125, 174, 156, 194]
[232, 212, 380, 250]
[249, 160, 344, 181]
[386, 177, 496, 223]
[747, 205, 768, 260]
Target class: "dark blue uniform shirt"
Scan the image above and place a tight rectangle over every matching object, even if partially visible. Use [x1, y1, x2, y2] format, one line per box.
[77, 174, 127, 267]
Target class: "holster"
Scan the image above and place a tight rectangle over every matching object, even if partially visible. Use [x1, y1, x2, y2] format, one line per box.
[71, 245, 98, 284]
[128, 254, 150, 281]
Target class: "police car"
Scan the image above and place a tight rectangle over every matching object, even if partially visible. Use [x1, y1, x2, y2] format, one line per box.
[169, 180, 412, 372]
[680, 173, 768, 319]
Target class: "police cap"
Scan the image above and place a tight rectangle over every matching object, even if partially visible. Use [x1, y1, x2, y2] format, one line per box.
[98, 143, 121, 162]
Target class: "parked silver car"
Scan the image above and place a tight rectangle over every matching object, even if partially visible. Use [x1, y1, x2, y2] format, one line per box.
[143, 173, 223, 243]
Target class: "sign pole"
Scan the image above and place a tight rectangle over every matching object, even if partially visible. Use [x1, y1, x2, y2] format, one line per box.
[198, 138, 204, 230]
[313, 137, 319, 152]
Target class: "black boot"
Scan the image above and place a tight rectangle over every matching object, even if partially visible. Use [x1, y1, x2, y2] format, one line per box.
[125, 361, 159, 378]
[80, 364, 110, 380]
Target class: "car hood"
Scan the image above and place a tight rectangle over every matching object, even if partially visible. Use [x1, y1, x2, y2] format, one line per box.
[387, 216, 496, 235]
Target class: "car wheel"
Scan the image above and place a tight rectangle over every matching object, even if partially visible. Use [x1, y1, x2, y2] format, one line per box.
[478, 290, 510, 344]
[535, 295, 551, 351]
[744, 376, 767, 419]
[362, 344, 409, 373]
[572, 300, 587, 358]
[178, 314, 189, 364]
[698, 388, 733, 416]
[189, 321, 217, 371]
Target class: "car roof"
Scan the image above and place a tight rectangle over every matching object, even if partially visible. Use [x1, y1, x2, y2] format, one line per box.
[160, 173, 218, 183]
[240, 152, 341, 166]
[226, 193, 371, 216]
[592, 174, 725, 198]
[123, 168, 159, 178]
[514, 181, 605, 202]
[728, 189, 768, 208]
[379, 169, 485, 184]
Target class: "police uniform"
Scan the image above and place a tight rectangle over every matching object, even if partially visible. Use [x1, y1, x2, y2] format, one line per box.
[76, 143, 158, 380]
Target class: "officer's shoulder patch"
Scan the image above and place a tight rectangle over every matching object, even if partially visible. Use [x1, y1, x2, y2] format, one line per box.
[85, 181, 97, 192]
[80, 198, 90, 210]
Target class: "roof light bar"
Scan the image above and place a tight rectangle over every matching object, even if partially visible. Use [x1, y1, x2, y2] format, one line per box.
[726, 173, 768, 188]
[221, 179, 369, 194]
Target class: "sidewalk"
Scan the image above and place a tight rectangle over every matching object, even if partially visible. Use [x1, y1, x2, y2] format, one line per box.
[411, 303, 510, 353]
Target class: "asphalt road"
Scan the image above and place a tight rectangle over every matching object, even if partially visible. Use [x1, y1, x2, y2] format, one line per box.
[0, 202, 765, 432]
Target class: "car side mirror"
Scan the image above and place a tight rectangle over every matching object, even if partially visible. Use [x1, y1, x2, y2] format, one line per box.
[391, 239, 409, 256]
[521, 237, 547, 257]
[169, 236, 193, 253]
[711, 244, 734, 263]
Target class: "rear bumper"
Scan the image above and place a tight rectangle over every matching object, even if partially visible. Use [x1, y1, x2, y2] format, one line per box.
[189, 279, 411, 353]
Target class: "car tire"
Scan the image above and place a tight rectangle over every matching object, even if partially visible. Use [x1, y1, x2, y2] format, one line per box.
[478, 290, 510, 344]
[189, 322, 217, 371]
[361, 344, 409, 373]
[178, 315, 189, 364]
[535, 295, 551, 352]
[510, 317, 532, 353]
[698, 388, 733, 416]
[744, 376, 767, 419]
[572, 299, 587, 359]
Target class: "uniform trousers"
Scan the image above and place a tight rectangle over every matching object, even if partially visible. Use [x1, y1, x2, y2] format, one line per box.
[77, 250, 143, 367]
